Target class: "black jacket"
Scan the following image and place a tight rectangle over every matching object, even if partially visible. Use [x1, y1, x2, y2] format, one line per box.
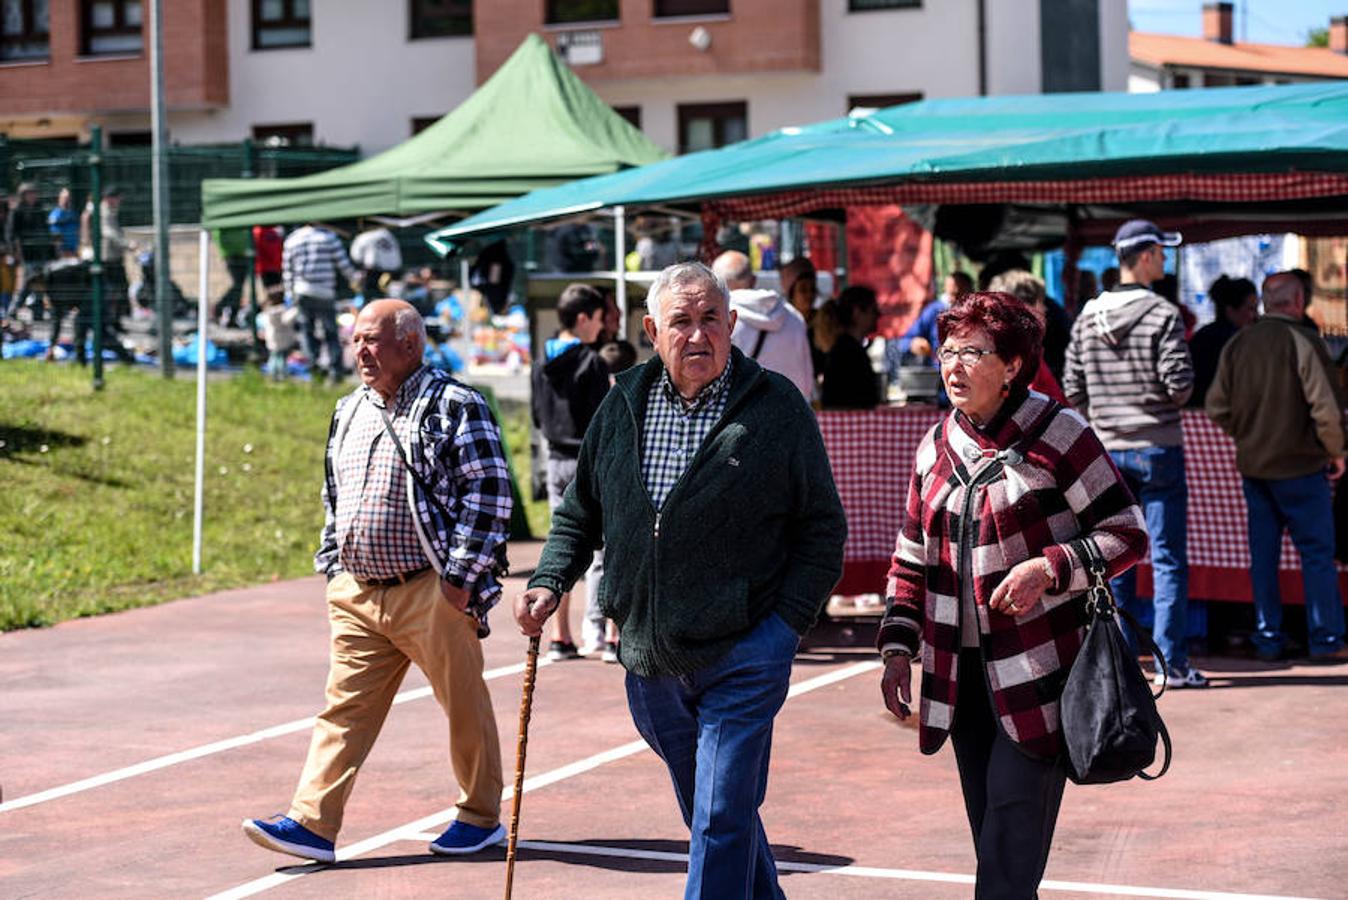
[820, 333, 880, 410]
[531, 341, 611, 459]
[528, 349, 847, 678]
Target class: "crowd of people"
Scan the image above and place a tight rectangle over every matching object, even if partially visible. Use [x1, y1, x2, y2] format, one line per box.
[1, 192, 463, 378]
[1, 182, 137, 364]
[231, 240, 1347, 900]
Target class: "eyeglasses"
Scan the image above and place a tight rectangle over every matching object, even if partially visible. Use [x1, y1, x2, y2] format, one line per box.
[936, 345, 997, 367]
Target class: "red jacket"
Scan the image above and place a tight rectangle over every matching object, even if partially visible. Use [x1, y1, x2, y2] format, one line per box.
[253, 225, 283, 275]
[877, 390, 1146, 759]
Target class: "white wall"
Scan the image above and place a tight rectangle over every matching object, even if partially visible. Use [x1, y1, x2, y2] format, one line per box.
[1129, 63, 1163, 92]
[169, 0, 477, 153]
[1098, 0, 1129, 90]
[986, 0, 1042, 95]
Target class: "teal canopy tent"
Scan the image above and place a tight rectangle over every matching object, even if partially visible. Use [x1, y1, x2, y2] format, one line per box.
[427, 81, 1348, 254]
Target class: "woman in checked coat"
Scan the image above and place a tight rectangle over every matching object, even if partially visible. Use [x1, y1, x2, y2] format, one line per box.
[877, 291, 1147, 900]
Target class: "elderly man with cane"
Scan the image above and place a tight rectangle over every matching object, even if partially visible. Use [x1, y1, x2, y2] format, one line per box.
[242, 299, 512, 863]
[517, 261, 847, 899]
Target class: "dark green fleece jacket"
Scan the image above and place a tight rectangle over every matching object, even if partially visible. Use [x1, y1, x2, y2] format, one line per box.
[528, 348, 847, 678]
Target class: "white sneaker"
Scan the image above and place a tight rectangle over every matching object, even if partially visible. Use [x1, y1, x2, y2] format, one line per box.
[1154, 665, 1209, 689]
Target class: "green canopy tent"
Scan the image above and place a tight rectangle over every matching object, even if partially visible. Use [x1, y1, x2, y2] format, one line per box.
[427, 80, 1348, 273]
[199, 33, 666, 228]
[189, 34, 665, 553]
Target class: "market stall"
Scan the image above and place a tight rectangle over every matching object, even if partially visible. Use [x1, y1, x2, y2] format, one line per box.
[820, 407, 1345, 602]
[429, 81, 1348, 601]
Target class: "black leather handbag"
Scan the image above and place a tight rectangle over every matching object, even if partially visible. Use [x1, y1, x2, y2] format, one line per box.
[1059, 540, 1173, 785]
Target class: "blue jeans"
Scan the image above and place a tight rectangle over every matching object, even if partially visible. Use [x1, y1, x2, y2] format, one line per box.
[625, 613, 799, 900]
[297, 294, 343, 379]
[1109, 446, 1190, 671]
[1242, 473, 1345, 656]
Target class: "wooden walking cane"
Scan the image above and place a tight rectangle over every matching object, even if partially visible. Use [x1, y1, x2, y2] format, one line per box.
[503, 633, 541, 900]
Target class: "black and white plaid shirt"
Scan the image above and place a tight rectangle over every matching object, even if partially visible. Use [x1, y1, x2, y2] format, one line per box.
[642, 359, 733, 511]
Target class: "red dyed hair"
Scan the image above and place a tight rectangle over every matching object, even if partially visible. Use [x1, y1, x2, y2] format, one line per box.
[936, 291, 1044, 389]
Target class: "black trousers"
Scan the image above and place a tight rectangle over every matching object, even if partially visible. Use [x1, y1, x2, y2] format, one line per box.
[950, 650, 1067, 900]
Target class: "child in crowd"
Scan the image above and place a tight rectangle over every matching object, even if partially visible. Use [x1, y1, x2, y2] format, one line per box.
[259, 289, 299, 381]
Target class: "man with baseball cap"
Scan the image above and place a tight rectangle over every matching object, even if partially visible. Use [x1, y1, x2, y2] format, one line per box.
[1064, 219, 1207, 688]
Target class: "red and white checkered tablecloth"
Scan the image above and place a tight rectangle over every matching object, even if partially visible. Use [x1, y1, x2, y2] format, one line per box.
[817, 408, 1328, 600]
[707, 173, 1348, 223]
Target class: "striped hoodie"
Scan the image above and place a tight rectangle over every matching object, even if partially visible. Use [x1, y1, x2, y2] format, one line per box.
[1063, 286, 1193, 449]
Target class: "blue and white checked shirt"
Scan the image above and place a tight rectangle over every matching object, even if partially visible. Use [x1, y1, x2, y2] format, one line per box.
[282, 225, 357, 301]
[641, 359, 733, 511]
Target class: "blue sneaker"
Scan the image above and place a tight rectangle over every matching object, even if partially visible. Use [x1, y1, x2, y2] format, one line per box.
[429, 820, 506, 856]
[241, 816, 336, 863]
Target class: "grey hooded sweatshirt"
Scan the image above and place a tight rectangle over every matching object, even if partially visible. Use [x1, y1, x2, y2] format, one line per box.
[729, 288, 815, 399]
[1063, 285, 1194, 450]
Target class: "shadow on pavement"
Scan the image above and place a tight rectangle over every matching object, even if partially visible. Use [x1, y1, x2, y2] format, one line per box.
[1207, 672, 1348, 689]
[509, 839, 854, 876]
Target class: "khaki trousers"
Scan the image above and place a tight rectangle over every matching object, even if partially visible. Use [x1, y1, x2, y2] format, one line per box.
[288, 569, 504, 840]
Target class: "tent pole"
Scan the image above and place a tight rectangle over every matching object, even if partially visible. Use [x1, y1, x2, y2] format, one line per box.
[459, 256, 471, 352]
[614, 205, 627, 341]
[192, 228, 209, 575]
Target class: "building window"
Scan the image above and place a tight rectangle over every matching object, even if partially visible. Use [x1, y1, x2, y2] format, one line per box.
[654, 0, 728, 16]
[411, 115, 441, 135]
[613, 105, 642, 130]
[1171, 72, 1191, 89]
[848, 0, 920, 10]
[677, 101, 746, 154]
[253, 0, 310, 50]
[409, 0, 470, 38]
[1, 0, 49, 61]
[109, 130, 151, 146]
[546, 0, 617, 25]
[847, 92, 921, 112]
[81, 0, 142, 56]
[253, 122, 314, 147]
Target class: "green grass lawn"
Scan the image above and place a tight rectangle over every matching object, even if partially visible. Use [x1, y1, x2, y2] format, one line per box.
[0, 362, 545, 631]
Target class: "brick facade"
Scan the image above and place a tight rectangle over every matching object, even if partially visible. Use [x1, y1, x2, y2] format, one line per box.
[475, 0, 821, 85]
[0, 0, 227, 120]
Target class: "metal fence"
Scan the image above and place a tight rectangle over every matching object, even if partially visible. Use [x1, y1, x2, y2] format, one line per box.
[1, 137, 359, 228]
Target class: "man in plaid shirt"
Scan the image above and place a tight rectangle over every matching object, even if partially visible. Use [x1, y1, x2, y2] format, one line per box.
[283, 222, 358, 382]
[243, 299, 512, 863]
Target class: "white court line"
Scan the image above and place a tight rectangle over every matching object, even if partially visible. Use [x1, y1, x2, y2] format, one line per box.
[0, 658, 551, 815]
[462, 840, 1322, 900]
[203, 661, 883, 900]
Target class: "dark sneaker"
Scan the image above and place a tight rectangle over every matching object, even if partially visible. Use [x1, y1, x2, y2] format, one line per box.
[601, 641, 619, 664]
[429, 820, 506, 856]
[1306, 646, 1348, 665]
[1254, 645, 1285, 663]
[547, 640, 580, 661]
[1154, 665, 1209, 689]
[242, 816, 335, 863]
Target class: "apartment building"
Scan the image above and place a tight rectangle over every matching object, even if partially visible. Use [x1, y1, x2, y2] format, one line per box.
[1, 1, 1126, 156]
[1130, 2, 1348, 92]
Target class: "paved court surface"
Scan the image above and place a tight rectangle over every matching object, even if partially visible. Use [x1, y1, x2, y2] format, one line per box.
[2, 540, 1345, 899]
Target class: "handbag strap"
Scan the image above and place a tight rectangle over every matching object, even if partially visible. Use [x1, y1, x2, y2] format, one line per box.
[1079, 537, 1173, 779]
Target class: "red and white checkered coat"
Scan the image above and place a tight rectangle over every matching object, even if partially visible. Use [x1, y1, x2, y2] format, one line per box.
[877, 390, 1147, 760]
